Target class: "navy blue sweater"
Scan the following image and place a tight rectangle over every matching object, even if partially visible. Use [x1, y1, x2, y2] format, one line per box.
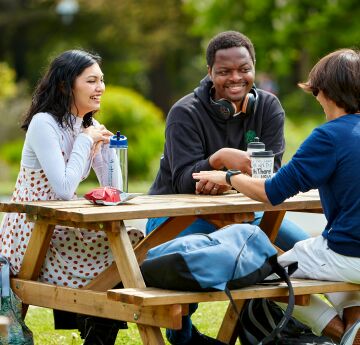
[265, 114, 360, 257]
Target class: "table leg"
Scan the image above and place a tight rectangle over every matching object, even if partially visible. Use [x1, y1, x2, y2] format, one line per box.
[217, 300, 245, 345]
[135, 215, 197, 264]
[258, 210, 286, 243]
[86, 215, 197, 291]
[106, 220, 165, 345]
[16, 220, 55, 316]
[18, 220, 55, 280]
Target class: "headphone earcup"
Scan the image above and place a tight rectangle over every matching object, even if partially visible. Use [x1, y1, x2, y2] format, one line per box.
[241, 88, 258, 116]
[210, 98, 236, 120]
[209, 86, 258, 119]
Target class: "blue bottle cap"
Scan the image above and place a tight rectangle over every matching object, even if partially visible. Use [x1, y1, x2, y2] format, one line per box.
[110, 131, 128, 148]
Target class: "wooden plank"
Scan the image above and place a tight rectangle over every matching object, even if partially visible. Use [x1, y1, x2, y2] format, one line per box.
[0, 191, 322, 223]
[259, 210, 286, 243]
[138, 325, 166, 345]
[217, 300, 244, 345]
[26, 214, 113, 232]
[10, 279, 182, 330]
[105, 221, 165, 344]
[134, 215, 197, 265]
[18, 221, 55, 280]
[107, 280, 360, 306]
[200, 212, 255, 228]
[83, 263, 121, 292]
[105, 221, 146, 288]
[86, 215, 197, 291]
[270, 295, 311, 305]
[71, 196, 322, 223]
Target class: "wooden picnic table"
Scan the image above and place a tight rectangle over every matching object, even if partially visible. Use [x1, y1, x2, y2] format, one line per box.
[2, 190, 352, 344]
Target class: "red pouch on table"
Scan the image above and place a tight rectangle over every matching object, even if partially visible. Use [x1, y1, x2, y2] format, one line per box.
[84, 186, 121, 204]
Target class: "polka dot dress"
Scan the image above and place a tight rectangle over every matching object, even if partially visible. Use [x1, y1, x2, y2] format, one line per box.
[0, 166, 144, 288]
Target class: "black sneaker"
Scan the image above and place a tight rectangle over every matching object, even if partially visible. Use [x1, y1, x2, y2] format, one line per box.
[185, 325, 227, 345]
[78, 316, 125, 345]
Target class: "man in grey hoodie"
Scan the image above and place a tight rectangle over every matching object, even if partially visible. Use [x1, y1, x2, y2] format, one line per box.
[146, 31, 309, 345]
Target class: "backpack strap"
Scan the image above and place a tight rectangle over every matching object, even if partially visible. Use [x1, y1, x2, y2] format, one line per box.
[225, 262, 295, 345]
[260, 263, 295, 344]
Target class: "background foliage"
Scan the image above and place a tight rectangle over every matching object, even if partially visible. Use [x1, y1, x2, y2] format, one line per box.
[0, 0, 359, 185]
[97, 85, 165, 180]
[0, 1, 356, 341]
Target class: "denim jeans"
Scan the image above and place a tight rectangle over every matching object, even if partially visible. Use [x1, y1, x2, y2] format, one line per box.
[145, 212, 310, 344]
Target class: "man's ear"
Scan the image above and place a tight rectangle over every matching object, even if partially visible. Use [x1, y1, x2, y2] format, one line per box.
[207, 65, 212, 80]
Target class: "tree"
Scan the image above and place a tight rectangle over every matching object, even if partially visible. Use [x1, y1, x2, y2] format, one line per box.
[183, 0, 360, 98]
[0, 0, 201, 113]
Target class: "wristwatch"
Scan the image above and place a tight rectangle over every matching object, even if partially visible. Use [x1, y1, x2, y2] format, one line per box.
[226, 169, 241, 186]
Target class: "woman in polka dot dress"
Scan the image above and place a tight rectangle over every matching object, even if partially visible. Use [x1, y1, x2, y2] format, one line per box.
[0, 50, 142, 344]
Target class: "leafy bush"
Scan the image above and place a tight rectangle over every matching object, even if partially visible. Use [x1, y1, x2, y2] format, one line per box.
[0, 138, 23, 165]
[0, 86, 165, 182]
[0, 62, 28, 145]
[282, 89, 321, 121]
[0, 62, 16, 99]
[96, 85, 165, 179]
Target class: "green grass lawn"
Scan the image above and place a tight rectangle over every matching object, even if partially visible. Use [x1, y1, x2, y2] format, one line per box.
[25, 302, 240, 344]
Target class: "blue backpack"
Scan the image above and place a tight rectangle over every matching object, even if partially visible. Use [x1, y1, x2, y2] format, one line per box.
[141, 224, 296, 344]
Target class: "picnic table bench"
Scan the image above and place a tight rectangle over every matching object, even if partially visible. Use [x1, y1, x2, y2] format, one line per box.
[1, 190, 358, 344]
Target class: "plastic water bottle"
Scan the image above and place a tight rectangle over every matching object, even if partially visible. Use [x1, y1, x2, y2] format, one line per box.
[247, 137, 265, 154]
[109, 131, 128, 193]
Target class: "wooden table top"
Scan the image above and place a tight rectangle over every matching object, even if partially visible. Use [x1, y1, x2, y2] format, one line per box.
[0, 190, 322, 223]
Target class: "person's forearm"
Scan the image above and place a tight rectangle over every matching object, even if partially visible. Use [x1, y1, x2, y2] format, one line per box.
[209, 148, 251, 174]
[209, 148, 226, 170]
[231, 174, 269, 203]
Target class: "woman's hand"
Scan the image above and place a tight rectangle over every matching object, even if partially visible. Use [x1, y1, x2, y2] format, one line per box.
[97, 125, 113, 144]
[83, 125, 113, 143]
[84, 125, 113, 157]
[91, 140, 103, 157]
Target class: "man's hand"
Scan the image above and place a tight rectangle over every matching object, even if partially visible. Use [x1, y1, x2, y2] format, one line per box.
[209, 148, 251, 175]
[195, 174, 231, 195]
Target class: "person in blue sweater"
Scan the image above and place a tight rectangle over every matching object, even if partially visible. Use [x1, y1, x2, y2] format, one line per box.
[193, 48, 360, 345]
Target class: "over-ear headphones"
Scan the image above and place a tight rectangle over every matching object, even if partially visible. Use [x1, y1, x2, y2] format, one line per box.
[209, 86, 258, 120]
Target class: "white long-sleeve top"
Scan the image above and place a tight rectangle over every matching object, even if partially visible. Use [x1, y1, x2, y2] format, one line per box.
[21, 112, 120, 200]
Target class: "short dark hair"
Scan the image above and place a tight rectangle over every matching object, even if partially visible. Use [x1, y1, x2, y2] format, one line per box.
[206, 31, 256, 68]
[21, 49, 102, 131]
[299, 48, 360, 114]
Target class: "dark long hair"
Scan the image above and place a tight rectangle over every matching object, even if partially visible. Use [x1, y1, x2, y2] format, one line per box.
[21, 49, 102, 131]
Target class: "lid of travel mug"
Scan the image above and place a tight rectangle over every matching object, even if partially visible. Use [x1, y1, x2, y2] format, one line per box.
[247, 137, 265, 151]
[251, 150, 274, 157]
[110, 131, 128, 148]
